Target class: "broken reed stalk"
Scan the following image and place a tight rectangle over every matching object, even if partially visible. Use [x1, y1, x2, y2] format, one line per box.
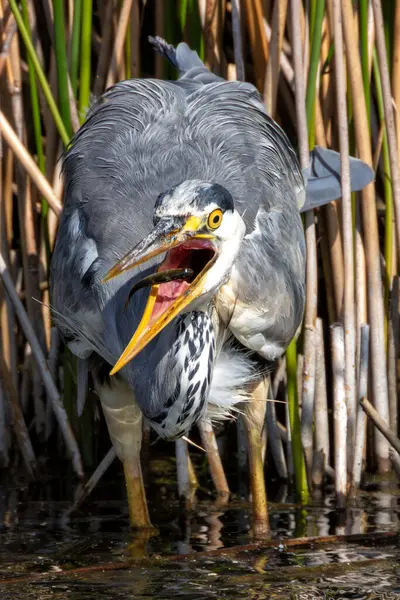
[360, 397, 400, 456]
[330, 323, 347, 507]
[332, 0, 356, 462]
[351, 323, 369, 493]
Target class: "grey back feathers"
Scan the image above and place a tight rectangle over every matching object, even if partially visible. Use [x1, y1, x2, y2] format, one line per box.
[51, 38, 374, 438]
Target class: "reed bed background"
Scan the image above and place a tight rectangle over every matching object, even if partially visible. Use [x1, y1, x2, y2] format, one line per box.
[0, 0, 400, 510]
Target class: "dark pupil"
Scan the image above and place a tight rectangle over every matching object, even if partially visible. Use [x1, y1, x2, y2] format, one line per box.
[213, 214, 220, 224]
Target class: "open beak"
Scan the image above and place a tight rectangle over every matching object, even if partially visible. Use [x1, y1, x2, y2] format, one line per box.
[103, 216, 217, 375]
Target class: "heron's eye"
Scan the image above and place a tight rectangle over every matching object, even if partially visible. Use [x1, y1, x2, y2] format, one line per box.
[207, 209, 223, 230]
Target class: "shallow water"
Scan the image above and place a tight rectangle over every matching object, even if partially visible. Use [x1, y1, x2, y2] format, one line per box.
[0, 468, 399, 599]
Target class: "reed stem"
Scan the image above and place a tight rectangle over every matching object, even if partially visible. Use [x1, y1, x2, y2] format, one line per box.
[79, 0, 93, 121]
[8, 0, 69, 146]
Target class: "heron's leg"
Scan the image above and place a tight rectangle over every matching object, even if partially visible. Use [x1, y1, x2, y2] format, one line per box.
[199, 417, 230, 503]
[243, 377, 270, 536]
[96, 377, 153, 529]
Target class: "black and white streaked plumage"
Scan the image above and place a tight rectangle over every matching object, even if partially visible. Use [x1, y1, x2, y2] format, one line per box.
[50, 38, 373, 455]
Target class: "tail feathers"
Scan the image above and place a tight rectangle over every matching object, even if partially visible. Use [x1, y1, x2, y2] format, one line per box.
[175, 41, 206, 72]
[149, 35, 222, 84]
[149, 36, 204, 73]
[148, 36, 179, 69]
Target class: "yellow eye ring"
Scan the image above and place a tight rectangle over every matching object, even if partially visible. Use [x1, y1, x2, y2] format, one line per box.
[207, 209, 223, 230]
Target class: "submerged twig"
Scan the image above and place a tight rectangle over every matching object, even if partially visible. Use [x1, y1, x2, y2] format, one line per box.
[69, 446, 117, 513]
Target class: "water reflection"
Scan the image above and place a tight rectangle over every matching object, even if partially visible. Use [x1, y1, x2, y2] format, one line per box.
[0, 471, 399, 599]
[0, 480, 398, 558]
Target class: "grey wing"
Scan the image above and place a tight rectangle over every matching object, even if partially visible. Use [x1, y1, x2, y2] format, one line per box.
[50, 79, 191, 358]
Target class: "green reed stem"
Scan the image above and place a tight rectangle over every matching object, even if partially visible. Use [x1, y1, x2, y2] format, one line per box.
[8, 0, 69, 146]
[373, 51, 393, 348]
[53, 0, 73, 138]
[187, 0, 204, 61]
[125, 18, 132, 80]
[306, 0, 325, 148]
[180, 0, 189, 32]
[70, 0, 82, 98]
[20, 0, 46, 205]
[79, 0, 93, 122]
[286, 340, 309, 503]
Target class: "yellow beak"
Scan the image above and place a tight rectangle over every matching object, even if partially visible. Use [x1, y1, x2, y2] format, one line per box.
[103, 216, 216, 376]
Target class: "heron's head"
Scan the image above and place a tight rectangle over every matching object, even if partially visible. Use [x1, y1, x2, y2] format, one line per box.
[103, 180, 245, 374]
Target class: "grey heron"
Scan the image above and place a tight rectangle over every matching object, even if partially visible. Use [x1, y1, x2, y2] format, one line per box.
[50, 37, 373, 535]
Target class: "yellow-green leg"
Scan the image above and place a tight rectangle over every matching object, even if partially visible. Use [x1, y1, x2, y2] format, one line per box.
[97, 377, 153, 529]
[243, 377, 270, 536]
